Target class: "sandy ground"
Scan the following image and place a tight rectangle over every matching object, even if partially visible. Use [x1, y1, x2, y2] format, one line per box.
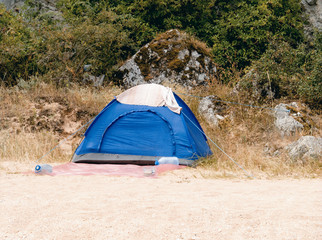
[0, 162, 321, 240]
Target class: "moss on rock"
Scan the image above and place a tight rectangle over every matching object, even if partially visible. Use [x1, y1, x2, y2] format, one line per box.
[117, 29, 217, 87]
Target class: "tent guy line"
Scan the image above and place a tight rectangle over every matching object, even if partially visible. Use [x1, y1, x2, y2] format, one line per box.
[181, 111, 256, 179]
[34, 84, 253, 178]
[35, 111, 255, 179]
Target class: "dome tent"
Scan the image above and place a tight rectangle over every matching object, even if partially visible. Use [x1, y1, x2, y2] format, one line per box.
[72, 84, 212, 166]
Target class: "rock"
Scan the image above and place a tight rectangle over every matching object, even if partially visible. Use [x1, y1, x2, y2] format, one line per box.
[198, 96, 228, 126]
[118, 57, 145, 87]
[0, 0, 21, 9]
[114, 29, 217, 88]
[0, 0, 63, 22]
[306, 0, 317, 6]
[301, 0, 322, 36]
[274, 103, 303, 136]
[285, 136, 322, 161]
[83, 65, 92, 72]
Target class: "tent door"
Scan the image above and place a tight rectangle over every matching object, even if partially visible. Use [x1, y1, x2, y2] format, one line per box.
[99, 111, 175, 157]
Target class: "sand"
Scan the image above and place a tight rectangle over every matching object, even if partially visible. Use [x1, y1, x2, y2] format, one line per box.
[0, 162, 321, 240]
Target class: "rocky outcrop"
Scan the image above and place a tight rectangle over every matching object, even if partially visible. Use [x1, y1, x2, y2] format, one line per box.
[285, 136, 322, 161]
[301, 0, 322, 35]
[114, 29, 217, 88]
[198, 96, 229, 127]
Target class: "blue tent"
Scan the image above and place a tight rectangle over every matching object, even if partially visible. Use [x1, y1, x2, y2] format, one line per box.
[72, 84, 212, 166]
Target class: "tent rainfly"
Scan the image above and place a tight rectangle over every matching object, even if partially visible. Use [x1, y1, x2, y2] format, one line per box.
[72, 84, 212, 166]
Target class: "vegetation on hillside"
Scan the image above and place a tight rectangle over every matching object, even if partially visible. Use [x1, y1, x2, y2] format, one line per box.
[0, 0, 321, 177]
[0, 0, 320, 108]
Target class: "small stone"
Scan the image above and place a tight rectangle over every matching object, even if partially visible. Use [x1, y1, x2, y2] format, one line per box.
[83, 64, 91, 72]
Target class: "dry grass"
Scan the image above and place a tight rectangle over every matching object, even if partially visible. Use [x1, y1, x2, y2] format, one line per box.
[172, 83, 321, 179]
[1, 82, 321, 178]
[0, 82, 121, 164]
[201, 111, 320, 178]
[0, 130, 70, 163]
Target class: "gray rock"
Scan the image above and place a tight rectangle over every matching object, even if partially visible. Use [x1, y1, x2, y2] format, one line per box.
[198, 96, 228, 126]
[1, 0, 63, 22]
[191, 50, 201, 59]
[115, 29, 217, 88]
[274, 103, 303, 136]
[83, 64, 92, 72]
[306, 0, 317, 6]
[0, 0, 21, 9]
[178, 49, 189, 60]
[198, 73, 206, 82]
[119, 57, 145, 87]
[301, 0, 322, 35]
[285, 136, 322, 161]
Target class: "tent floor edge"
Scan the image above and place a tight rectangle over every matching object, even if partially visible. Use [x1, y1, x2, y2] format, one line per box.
[72, 153, 195, 166]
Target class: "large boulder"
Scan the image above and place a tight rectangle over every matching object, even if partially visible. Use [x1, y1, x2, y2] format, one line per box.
[285, 136, 322, 161]
[114, 29, 217, 88]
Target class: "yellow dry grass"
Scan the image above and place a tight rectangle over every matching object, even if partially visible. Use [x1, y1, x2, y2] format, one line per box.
[0, 82, 321, 178]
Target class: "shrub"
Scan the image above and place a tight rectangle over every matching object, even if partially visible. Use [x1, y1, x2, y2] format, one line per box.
[238, 34, 321, 109]
[0, 5, 40, 86]
[212, 0, 304, 70]
[111, 0, 304, 71]
[297, 32, 322, 108]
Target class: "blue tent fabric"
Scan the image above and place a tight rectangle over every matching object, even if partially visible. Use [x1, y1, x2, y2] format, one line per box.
[72, 88, 212, 165]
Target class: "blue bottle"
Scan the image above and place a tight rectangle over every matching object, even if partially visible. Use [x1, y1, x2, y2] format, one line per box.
[35, 164, 53, 174]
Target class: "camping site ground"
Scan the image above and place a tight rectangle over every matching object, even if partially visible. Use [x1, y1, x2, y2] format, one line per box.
[0, 162, 321, 240]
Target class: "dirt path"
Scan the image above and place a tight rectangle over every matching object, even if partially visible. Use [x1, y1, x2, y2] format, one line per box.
[0, 165, 321, 240]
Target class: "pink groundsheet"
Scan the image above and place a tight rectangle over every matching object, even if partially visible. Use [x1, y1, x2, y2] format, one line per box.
[33, 163, 184, 177]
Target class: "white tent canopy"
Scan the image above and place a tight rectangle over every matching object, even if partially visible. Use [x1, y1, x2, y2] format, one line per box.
[116, 84, 182, 114]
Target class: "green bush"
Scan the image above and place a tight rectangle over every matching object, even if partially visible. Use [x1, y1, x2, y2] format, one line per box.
[108, 0, 304, 70]
[238, 33, 321, 109]
[297, 32, 322, 108]
[212, 0, 304, 70]
[0, 0, 318, 106]
[0, 2, 155, 86]
[35, 10, 154, 85]
[0, 5, 40, 86]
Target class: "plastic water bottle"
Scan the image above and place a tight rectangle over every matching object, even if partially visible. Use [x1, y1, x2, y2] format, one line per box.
[155, 157, 179, 165]
[35, 164, 53, 174]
